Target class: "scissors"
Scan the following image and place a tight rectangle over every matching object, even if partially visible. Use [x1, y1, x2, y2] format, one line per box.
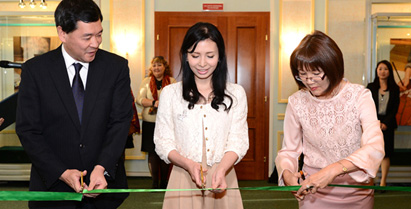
[80, 171, 84, 191]
[200, 165, 205, 189]
[298, 170, 305, 184]
[298, 170, 313, 190]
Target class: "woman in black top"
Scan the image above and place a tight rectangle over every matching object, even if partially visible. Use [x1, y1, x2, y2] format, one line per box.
[366, 60, 400, 187]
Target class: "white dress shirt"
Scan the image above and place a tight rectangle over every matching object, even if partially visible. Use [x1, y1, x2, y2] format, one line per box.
[61, 45, 89, 89]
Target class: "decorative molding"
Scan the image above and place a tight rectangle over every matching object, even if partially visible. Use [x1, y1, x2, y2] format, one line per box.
[126, 171, 151, 177]
[125, 153, 146, 160]
[124, 133, 146, 160]
[277, 113, 285, 120]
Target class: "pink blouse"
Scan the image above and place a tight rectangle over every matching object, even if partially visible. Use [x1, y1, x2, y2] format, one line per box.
[275, 81, 384, 186]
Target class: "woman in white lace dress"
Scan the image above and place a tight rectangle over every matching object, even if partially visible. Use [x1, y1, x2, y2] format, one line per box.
[153, 22, 249, 209]
[275, 30, 384, 209]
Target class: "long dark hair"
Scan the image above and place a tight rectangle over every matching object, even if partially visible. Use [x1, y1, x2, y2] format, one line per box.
[180, 22, 232, 111]
[373, 60, 399, 92]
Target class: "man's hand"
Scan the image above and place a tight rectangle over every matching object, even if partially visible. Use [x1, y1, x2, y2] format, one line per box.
[84, 165, 107, 198]
[59, 169, 87, 193]
[0, 118, 4, 126]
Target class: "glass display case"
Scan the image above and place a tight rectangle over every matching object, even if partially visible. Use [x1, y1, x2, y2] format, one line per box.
[0, 15, 58, 180]
[370, 12, 411, 163]
[0, 15, 58, 101]
[370, 13, 411, 82]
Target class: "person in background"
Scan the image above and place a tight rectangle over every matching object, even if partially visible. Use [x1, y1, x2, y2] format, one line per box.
[397, 63, 411, 92]
[367, 60, 400, 189]
[137, 56, 176, 189]
[275, 30, 384, 209]
[15, 0, 132, 208]
[154, 22, 249, 209]
[396, 63, 411, 126]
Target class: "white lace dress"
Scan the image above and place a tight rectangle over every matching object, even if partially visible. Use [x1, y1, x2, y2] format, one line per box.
[154, 82, 249, 209]
[276, 81, 384, 209]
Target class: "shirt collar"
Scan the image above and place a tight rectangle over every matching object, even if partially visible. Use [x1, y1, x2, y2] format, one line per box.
[61, 44, 89, 70]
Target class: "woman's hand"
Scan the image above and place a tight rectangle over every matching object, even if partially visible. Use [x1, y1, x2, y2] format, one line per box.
[380, 123, 387, 131]
[297, 163, 342, 196]
[186, 160, 207, 188]
[211, 166, 227, 193]
[283, 170, 308, 201]
[167, 150, 208, 188]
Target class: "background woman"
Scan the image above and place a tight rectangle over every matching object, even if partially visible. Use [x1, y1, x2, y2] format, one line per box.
[397, 63, 411, 92]
[396, 63, 411, 126]
[154, 22, 249, 209]
[137, 56, 176, 189]
[367, 60, 400, 188]
[275, 30, 384, 208]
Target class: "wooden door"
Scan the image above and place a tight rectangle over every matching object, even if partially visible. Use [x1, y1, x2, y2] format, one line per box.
[155, 12, 270, 180]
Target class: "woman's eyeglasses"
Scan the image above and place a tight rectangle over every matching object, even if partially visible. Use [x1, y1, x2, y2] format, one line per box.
[295, 72, 326, 82]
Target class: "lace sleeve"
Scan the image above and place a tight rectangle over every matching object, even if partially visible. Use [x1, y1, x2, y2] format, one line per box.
[275, 95, 303, 186]
[346, 88, 385, 181]
[225, 85, 249, 165]
[154, 85, 177, 164]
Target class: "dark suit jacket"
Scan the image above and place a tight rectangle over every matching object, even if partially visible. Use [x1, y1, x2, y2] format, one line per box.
[16, 45, 132, 209]
[367, 82, 400, 130]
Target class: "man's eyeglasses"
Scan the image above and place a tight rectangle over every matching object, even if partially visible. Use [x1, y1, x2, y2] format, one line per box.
[295, 72, 326, 82]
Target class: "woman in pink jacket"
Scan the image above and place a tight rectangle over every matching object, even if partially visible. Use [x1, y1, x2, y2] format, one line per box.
[275, 30, 384, 209]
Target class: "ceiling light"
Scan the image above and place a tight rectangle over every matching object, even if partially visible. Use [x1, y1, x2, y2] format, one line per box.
[40, 0, 47, 9]
[18, 0, 26, 8]
[29, 0, 36, 8]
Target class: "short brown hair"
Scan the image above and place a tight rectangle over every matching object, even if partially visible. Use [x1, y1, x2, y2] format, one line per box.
[148, 56, 172, 77]
[290, 30, 344, 96]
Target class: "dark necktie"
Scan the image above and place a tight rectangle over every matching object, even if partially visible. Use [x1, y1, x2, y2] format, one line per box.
[72, 63, 84, 124]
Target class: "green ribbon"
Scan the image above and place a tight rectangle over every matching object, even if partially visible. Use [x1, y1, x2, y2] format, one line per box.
[0, 191, 82, 201]
[2, 185, 410, 201]
[328, 184, 411, 192]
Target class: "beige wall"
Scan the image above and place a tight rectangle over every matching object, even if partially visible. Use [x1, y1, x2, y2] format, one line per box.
[328, 0, 367, 85]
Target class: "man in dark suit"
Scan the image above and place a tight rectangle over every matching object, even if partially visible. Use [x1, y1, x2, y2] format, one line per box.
[15, 0, 132, 208]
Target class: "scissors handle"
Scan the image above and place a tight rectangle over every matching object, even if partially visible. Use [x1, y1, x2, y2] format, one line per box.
[200, 165, 205, 189]
[80, 171, 84, 189]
